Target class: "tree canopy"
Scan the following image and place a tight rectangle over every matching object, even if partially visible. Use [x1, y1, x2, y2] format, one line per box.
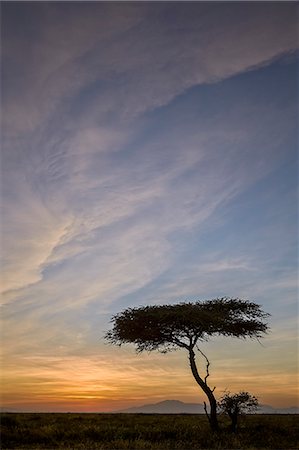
[218, 391, 259, 416]
[105, 297, 269, 353]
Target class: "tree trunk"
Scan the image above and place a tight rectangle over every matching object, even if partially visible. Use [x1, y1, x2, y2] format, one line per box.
[189, 348, 219, 432]
[228, 411, 238, 433]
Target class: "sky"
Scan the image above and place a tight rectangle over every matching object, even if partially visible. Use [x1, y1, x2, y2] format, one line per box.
[1, 2, 298, 412]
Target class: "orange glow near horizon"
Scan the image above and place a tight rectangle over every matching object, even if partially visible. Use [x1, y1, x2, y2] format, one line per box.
[2, 345, 298, 412]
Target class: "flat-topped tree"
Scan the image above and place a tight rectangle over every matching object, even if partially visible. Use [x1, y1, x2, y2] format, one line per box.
[105, 297, 269, 431]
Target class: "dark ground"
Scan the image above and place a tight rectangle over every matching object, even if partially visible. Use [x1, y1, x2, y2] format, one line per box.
[1, 413, 298, 449]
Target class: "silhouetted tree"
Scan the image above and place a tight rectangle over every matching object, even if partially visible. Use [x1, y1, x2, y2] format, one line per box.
[105, 297, 269, 431]
[218, 391, 259, 432]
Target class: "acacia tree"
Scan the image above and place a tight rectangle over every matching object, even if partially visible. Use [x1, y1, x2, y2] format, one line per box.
[105, 297, 269, 431]
[218, 391, 259, 432]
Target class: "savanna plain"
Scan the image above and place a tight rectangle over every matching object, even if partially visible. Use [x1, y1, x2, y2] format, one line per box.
[1, 412, 298, 449]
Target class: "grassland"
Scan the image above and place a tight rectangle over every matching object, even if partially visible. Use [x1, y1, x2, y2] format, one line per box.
[1, 413, 298, 449]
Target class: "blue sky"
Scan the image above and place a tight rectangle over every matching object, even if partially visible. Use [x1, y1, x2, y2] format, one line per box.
[1, 2, 298, 411]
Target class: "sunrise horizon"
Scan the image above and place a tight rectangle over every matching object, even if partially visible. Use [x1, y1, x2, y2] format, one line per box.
[2, 396, 299, 414]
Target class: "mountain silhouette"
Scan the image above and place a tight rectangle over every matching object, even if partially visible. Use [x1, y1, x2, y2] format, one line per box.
[115, 399, 298, 414]
[116, 400, 205, 414]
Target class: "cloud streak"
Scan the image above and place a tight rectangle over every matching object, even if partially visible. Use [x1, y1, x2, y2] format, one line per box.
[2, 3, 296, 135]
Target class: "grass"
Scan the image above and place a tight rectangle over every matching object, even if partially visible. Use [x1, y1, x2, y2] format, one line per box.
[1, 413, 298, 449]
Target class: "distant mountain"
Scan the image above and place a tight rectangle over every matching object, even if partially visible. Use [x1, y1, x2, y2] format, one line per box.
[0, 407, 19, 413]
[1, 400, 297, 414]
[258, 404, 299, 414]
[115, 399, 299, 414]
[116, 400, 205, 414]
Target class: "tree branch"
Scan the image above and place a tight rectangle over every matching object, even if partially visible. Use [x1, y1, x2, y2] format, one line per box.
[196, 345, 211, 385]
[172, 336, 189, 350]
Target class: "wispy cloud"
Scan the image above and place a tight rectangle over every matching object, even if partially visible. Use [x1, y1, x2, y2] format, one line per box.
[2, 3, 296, 136]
